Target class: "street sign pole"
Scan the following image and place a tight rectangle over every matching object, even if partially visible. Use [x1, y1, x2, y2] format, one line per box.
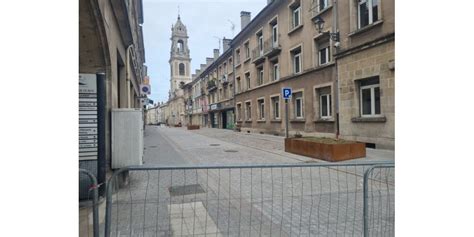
[285, 98, 289, 138]
[282, 87, 292, 139]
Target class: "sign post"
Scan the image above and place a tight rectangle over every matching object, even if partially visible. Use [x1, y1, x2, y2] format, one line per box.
[282, 88, 292, 138]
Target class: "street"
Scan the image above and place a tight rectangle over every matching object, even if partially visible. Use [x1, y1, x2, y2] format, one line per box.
[105, 126, 394, 237]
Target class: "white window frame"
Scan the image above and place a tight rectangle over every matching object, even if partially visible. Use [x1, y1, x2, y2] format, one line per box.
[358, 0, 378, 29]
[271, 96, 280, 119]
[258, 68, 264, 85]
[319, 94, 332, 118]
[258, 99, 265, 120]
[245, 101, 252, 120]
[295, 96, 303, 119]
[245, 73, 251, 89]
[360, 84, 381, 117]
[272, 24, 278, 46]
[319, 0, 328, 12]
[273, 63, 280, 81]
[318, 46, 330, 66]
[258, 35, 264, 56]
[292, 6, 301, 29]
[293, 53, 301, 74]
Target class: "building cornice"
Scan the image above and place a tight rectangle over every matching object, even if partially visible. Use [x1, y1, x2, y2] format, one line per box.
[334, 33, 395, 59]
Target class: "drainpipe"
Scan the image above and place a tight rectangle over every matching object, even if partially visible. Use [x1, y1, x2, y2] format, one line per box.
[126, 45, 133, 109]
[333, 0, 341, 139]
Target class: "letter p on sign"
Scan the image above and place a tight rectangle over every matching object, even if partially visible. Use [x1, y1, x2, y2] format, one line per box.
[282, 87, 292, 99]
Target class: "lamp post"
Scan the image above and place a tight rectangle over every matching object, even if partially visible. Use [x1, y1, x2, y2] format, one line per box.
[313, 16, 340, 42]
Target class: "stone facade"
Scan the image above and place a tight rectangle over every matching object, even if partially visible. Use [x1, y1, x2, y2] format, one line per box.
[79, 0, 146, 166]
[165, 0, 395, 149]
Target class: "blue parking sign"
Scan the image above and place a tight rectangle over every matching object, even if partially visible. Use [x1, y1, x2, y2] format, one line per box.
[282, 87, 292, 99]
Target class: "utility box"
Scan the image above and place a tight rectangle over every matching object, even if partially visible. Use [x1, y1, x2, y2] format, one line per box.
[111, 108, 144, 169]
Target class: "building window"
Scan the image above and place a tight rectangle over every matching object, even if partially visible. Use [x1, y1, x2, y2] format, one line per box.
[358, 0, 379, 29]
[271, 96, 280, 119]
[237, 103, 242, 121]
[244, 42, 250, 59]
[273, 63, 280, 81]
[245, 101, 252, 120]
[177, 40, 184, 52]
[294, 92, 303, 119]
[236, 77, 241, 93]
[179, 63, 185, 76]
[272, 23, 278, 46]
[258, 99, 265, 120]
[257, 32, 263, 56]
[320, 94, 331, 118]
[359, 77, 381, 116]
[257, 67, 264, 86]
[319, 0, 328, 12]
[319, 44, 330, 66]
[236, 49, 241, 65]
[291, 47, 302, 74]
[291, 3, 301, 29]
[245, 72, 251, 90]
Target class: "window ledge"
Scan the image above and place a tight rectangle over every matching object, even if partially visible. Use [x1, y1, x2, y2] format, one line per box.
[244, 120, 252, 123]
[348, 20, 384, 37]
[290, 119, 306, 123]
[288, 24, 303, 36]
[351, 116, 386, 123]
[257, 120, 266, 123]
[235, 63, 241, 68]
[236, 120, 243, 123]
[271, 119, 282, 123]
[314, 118, 335, 123]
[311, 5, 333, 20]
[243, 57, 251, 64]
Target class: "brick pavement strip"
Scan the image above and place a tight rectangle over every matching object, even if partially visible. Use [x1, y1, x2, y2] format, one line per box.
[105, 126, 394, 237]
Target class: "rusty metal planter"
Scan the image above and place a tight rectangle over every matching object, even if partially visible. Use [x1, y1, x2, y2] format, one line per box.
[285, 138, 366, 162]
[187, 125, 200, 130]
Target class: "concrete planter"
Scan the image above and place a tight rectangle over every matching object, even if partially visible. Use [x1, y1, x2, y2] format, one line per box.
[284, 138, 366, 162]
[187, 125, 200, 130]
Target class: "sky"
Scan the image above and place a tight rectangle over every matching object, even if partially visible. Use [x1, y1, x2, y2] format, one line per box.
[143, 0, 267, 104]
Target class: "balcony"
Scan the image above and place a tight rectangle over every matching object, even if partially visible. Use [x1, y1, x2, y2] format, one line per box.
[263, 36, 281, 58]
[252, 46, 265, 65]
[200, 88, 206, 96]
[221, 74, 229, 85]
[207, 80, 217, 92]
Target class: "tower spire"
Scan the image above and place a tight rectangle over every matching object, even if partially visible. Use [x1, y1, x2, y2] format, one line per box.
[177, 5, 180, 19]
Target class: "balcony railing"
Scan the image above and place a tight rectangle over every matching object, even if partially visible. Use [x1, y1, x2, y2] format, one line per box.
[263, 35, 281, 57]
[252, 46, 265, 64]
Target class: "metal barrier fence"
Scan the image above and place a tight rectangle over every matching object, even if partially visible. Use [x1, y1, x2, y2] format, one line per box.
[363, 164, 395, 237]
[79, 169, 100, 237]
[105, 162, 395, 237]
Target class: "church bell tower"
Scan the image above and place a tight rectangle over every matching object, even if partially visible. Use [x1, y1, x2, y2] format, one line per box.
[169, 15, 191, 98]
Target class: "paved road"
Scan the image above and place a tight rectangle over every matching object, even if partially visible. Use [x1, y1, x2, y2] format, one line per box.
[107, 126, 394, 237]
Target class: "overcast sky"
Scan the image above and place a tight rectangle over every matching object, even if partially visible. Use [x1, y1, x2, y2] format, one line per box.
[143, 0, 267, 103]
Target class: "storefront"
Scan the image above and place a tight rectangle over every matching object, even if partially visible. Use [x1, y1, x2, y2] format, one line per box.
[209, 101, 234, 129]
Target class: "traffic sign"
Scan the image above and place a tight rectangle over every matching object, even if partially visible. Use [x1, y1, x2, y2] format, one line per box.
[282, 87, 292, 99]
[140, 84, 151, 95]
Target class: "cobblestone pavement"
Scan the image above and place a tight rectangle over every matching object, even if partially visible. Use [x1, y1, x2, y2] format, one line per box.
[106, 126, 394, 237]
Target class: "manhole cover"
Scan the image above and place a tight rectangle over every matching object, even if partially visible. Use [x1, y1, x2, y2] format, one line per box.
[169, 184, 205, 196]
[224, 150, 238, 153]
[209, 144, 220, 146]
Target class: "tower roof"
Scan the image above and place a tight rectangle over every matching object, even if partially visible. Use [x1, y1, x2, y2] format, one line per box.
[172, 15, 187, 36]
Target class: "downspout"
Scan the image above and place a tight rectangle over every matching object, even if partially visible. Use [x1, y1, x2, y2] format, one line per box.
[333, 0, 341, 139]
[126, 45, 133, 109]
[232, 48, 236, 130]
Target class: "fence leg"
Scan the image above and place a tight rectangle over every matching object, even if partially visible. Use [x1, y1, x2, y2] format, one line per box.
[80, 169, 99, 237]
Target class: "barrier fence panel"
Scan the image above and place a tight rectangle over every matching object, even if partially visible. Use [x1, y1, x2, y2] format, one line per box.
[105, 162, 395, 237]
[79, 169, 100, 237]
[363, 165, 395, 237]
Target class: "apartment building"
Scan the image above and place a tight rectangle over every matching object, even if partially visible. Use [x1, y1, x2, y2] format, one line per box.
[232, 0, 338, 137]
[334, 0, 395, 149]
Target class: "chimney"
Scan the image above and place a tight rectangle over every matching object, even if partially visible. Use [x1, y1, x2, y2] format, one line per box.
[267, 0, 273, 4]
[213, 49, 220, 59]
[206, 57, 214, 65]
[192, 74, 196, 79]
[240, 11, 251, 30]
[223, 37, 232, 52]
[195, 69, 201, 76]
[200, 64, 206, 71]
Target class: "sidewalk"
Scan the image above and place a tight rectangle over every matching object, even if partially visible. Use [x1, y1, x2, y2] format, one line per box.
[190, 127, 395, 163]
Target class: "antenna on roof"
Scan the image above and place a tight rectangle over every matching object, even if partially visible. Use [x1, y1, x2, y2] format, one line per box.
[213, 36, 222, 52]
[228, 20, 235, 37]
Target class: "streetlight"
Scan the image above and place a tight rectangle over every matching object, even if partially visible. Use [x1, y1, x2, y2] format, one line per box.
[313, 16, 340, 42]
